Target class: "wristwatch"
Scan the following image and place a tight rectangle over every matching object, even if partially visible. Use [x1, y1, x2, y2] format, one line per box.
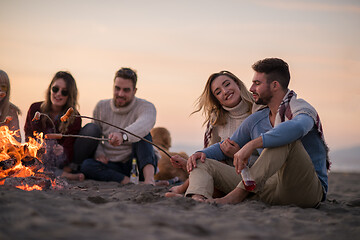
[122, 133, 128, 142]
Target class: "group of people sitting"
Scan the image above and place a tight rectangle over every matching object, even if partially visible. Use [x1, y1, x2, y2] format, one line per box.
[0, 57, 329, 208]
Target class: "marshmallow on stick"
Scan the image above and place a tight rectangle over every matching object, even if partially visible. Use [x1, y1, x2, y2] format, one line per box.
[60, 107, 74, 122]
[0, 116, 13, 124]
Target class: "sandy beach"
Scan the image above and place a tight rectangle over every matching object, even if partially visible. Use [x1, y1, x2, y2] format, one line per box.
[0, 171, 359, 240]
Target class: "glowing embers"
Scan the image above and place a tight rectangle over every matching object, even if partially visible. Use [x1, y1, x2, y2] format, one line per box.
[0, 126, 63, 191]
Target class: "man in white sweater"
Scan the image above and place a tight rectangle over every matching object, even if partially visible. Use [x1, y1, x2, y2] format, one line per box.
[80, 67, 157, 185]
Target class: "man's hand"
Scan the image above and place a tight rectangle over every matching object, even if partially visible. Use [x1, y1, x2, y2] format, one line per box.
[96, 155, 109, 164]
[187, 152, 206, 172]
[233, 137, 263, 174]
[220, 138, 240, 158]
[108, 132, 123, 146]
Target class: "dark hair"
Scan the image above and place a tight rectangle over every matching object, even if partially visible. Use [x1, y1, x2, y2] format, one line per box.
[252, 58, 290, 89]
[114, 67, 137, 88]
[41, 71, 79, 133]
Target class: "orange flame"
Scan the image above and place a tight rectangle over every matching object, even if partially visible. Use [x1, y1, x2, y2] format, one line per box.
[0, 126, 49, 191]
[16, 184, 43, 191]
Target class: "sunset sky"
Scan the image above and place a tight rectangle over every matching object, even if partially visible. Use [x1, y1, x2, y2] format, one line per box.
[1, 0, 359, 156]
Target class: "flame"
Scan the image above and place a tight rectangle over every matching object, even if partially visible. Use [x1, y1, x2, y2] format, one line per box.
[0, 126, 53, 191]
[16, 184, 42, 191]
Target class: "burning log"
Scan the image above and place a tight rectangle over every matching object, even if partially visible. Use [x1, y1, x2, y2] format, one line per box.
[4, 176, 52, 190]
[21, 155, 40, 167]
[0, 157, 17, 170]
[0, 125, 64, 191]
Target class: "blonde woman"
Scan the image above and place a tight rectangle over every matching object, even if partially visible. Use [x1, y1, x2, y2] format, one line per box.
[167, 71, 260, 196]
[0, 70, 21, 142]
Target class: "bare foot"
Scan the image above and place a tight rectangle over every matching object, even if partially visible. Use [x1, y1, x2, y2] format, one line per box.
[169, 185, 184, 194]
[78, 173, 85, 181]
[191, 194, 207, 202]
[62, 172, 85, 181]
[121, 176, 130, 185]
[212, 187, 248, 204]
[164, 192, 183, 198]
[143, 179, 155, 186]
[155, 180, 170, 186]
[168, 178, 189, 194]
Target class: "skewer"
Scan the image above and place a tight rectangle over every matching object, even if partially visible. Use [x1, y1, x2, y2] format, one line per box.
[45, 133, 110, 141]
[32, 111, 56, 133]
[61, 107, 173, 159]
[0, 116, 13, 125]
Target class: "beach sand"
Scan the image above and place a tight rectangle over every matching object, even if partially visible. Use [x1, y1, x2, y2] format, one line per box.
[0, 172, 359, 240]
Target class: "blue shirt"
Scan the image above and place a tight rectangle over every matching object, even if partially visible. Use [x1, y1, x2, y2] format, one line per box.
[201, 108, 328, 196]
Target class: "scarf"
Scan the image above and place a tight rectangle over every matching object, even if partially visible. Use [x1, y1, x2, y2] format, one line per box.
[204, 120, 213, 148]
[275, 90, 330, 170]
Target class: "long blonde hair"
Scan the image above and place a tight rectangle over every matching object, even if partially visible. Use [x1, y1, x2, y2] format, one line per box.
[0, 70, 21, 122]
[40, 71, 79, 134]
[192, 71, 254, 126]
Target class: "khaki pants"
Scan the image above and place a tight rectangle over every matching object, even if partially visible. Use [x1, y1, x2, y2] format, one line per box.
[185, 141, 323, 208]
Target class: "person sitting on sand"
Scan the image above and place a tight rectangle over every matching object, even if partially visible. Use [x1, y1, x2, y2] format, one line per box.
[79, 67, 157, 185]
[0, 70, 22, 142]
[167, 70, 260, 196]
[24, 71, 84, 181]
[185, 58, 329, 208]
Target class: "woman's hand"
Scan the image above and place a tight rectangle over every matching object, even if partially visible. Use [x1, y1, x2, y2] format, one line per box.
[53, 144, 64, 156]
[187, 152, 206, 172]
[220, 138, 240, 158]
[170, 155, 187, 171]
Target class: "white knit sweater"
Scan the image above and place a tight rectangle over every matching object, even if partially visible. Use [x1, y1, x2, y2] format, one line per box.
[94, 97, 156, 163]
[209, 99, 251, 146]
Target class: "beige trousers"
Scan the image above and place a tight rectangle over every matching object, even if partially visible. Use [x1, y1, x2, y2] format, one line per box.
[185, 141, 324, 208]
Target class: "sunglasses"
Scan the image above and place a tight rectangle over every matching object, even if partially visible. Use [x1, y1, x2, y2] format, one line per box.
[51, 86, 69, 96]
[0, 85, 8, 92]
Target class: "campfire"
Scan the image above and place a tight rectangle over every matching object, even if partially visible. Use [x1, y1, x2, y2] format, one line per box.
[0, 125, 64, 191]
[0, 107, 172, 192]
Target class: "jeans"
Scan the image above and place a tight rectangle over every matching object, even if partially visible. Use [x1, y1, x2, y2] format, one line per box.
[80, 131, 157, 183]
[70, 123, 102, 172]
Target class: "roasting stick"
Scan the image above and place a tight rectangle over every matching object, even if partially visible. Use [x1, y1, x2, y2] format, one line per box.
[61, 108, 173, 159]
[32, 111, 56, 133]
[45, 133, 110, 141]
[0, 116, 13, 125]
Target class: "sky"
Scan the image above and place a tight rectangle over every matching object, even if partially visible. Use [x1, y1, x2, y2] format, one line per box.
[0, 0, 359, 156]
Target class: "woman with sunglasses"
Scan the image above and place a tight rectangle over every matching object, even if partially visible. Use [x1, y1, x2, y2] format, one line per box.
[166, 70, 262, 197]
[24, 71, 84, 181]
[0, 70, 22, 142]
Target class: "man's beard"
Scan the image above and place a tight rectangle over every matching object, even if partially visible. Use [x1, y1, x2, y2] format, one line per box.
[254, 91, 272, 105]
[114, 97, 131, 107]
[255, 96, 272, 105]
